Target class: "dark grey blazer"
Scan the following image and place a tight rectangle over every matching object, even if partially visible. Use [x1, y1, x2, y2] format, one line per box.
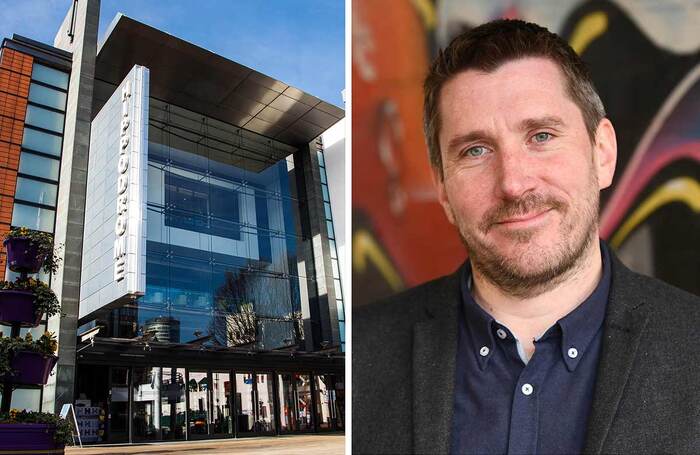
[353, 252, 700, 454]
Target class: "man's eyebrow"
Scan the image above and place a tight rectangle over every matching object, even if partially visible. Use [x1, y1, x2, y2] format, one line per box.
[446, 130, 496, 152]
[518, 116, 566, 132]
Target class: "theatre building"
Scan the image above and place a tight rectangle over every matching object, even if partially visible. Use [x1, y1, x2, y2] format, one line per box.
[0, 0, 345, 443]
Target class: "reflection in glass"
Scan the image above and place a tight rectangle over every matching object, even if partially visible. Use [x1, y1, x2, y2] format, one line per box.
[161, 367, 186, 440]
[315, 375, 333, 430]
[211, 371, 232, 435]
[296, 374, 314, 431]
[334, 375, 345, 430]
[22, 127, 62, 156]
[132, 367, 161, 441]
[19, 152, 60, 181]
[188, 371, 209, 436]
[278, 373, 297, 431]
[10, 388, 40, 411]
[15, 177, 57, 207]
[11, 203, 55, 232]
[235, 373, 255, 434]
[25, 105, 65, 133]
[32, 63, 69, 90]
[28, 83, 67, 111]
[255, 373, 275, 433]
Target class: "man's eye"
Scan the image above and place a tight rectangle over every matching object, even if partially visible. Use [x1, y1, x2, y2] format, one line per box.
[464, 146, 487, 157]
[532, 132, 553, 143]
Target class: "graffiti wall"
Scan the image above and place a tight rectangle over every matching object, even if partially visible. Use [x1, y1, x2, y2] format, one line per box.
[352, 0, 700, 306]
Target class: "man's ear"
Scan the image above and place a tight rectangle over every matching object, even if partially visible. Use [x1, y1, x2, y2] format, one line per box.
[432, 165, 456, 226]
[594, 118, 617, 190]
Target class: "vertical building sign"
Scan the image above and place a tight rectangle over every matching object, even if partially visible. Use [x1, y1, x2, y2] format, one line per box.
[80, 65, 149, 320]
[114, 80, 131, 281]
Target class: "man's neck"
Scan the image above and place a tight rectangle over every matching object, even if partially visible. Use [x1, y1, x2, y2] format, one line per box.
[470, 241, 603, 358]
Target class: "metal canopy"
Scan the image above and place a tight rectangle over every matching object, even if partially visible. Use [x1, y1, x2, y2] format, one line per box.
[94, 14, 344, 147]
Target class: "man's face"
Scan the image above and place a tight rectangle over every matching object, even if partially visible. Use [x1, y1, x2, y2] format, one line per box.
[435, 57, 616, 297]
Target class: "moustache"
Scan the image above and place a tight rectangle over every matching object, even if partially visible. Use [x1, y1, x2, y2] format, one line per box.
[479, 193, 566, 233]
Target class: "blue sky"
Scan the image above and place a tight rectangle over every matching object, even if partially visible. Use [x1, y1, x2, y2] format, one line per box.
[0, 0, 345, 107]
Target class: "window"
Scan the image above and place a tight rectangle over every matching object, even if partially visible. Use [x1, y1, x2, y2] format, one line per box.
[165, 173, 241, 240]
[28, 83, 67, 111]
[22, 128, 62, 156]
[25, 105, 65, 133]
[11, 203, 55, 232]
[15, 177, 57, 207]
[31, 63, 69, 90]
[19, 153, 60, 181]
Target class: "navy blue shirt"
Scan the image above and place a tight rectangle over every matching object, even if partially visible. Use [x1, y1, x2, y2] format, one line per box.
[450, 243, 611, 454]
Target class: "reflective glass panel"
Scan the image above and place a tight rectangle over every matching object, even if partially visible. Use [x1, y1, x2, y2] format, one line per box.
[295, 374, 314, 431]
[334, 375, 345, 429]
[187, 371, 209, 436]
[11, 203, 54, 232]
[15, 177, 57, 206]
[22, 128, 62, 156]
[109, 367, 129, 443]
[10, 388, 41, 411]
[161, 367, 186, 440]
[28, 83, 67, 110]
[25, 105, 65, 133]
[32, 63, 69, 89]
[277, 373, 297, 431]
[256, 373, 275, 433]
[235, 372, 255, 434]
[132, 367, 161, 441]
[19, 152, 60, 181]
[314, 375, 333, 430]
[211, 371, 232, 435]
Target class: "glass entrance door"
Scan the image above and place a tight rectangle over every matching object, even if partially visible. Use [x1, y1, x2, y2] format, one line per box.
[211, 371, 232, 436]
[234, 372, 255, 435]
[254, 373, 275, 435]
[108, 367, 129, 443]
[161, 367, 186, 440]
[187, 371, 210, 437]
[132, 367, 161, 441]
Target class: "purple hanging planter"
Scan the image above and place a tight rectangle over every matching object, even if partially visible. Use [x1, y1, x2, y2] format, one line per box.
[3, 237, 47, 274]
[2, 351, 58, 385]
[0, 423, 64, 451]
[0, 289, 40, 327]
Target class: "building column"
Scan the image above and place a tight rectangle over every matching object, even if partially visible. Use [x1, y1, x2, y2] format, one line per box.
[44, 0, 100, 413]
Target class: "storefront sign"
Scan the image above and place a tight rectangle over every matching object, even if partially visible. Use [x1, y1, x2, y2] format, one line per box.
[114, 79, 131, 282]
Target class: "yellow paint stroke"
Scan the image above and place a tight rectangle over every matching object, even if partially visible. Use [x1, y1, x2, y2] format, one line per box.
[569, 12, 608, 55]
[412, 0, 436, 30]
[611, 177, 700, 248]
[353, 229, 404, 292]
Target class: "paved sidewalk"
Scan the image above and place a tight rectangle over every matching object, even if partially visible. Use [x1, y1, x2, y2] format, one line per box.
[65, 434, 345, 454]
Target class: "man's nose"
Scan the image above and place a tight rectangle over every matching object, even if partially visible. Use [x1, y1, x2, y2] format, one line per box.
[495, 147, 536, 199]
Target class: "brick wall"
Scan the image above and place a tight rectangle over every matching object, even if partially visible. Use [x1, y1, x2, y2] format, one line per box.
[0, 47, 33, 279]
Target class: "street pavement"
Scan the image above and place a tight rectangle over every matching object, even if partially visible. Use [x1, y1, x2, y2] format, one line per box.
[64, 434, 345, 454]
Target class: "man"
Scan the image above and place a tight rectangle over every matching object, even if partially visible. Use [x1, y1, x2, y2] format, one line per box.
[353, 20, 700, 454]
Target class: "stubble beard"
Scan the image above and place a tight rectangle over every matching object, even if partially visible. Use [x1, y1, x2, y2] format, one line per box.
[456, 170, 600, 299]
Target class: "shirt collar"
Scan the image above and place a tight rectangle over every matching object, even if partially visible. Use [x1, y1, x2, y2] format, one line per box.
[460, 240, 612, 372]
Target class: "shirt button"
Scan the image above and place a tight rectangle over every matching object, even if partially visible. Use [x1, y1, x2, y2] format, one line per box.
[521, 383, 534, 396]
[496, 328, 507, 339]
[568, 347, 578, 359]
[479, 346, 490, 357]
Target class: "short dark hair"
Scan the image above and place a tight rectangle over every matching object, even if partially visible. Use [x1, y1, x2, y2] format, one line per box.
[423, 19, 605, 178]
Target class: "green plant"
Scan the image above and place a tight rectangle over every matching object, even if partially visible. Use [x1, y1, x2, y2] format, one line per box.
[4, 227, 63, 274]
[0, 331, 58, 377]
[0, 278, 61, 319]
[0, 408, 73, 445]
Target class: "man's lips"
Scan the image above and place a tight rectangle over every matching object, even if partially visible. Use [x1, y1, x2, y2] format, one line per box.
[495, 208, 553, 226]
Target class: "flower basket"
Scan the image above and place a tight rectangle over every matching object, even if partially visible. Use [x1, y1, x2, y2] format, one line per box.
[0, 422, 65, 452]
[3, 237, 47, 274]
[2, 351, 58, 385]
[0, 290, 41, 327]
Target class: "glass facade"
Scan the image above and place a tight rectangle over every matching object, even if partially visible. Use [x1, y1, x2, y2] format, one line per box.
[105, 101, 309, 352]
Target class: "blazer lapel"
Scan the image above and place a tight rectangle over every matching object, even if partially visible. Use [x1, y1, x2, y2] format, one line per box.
[583, 254, 650, 454]
[413, 273, 461, 454]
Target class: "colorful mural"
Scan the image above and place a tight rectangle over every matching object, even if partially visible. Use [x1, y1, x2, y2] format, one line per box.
[352, 0, 700, 306]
